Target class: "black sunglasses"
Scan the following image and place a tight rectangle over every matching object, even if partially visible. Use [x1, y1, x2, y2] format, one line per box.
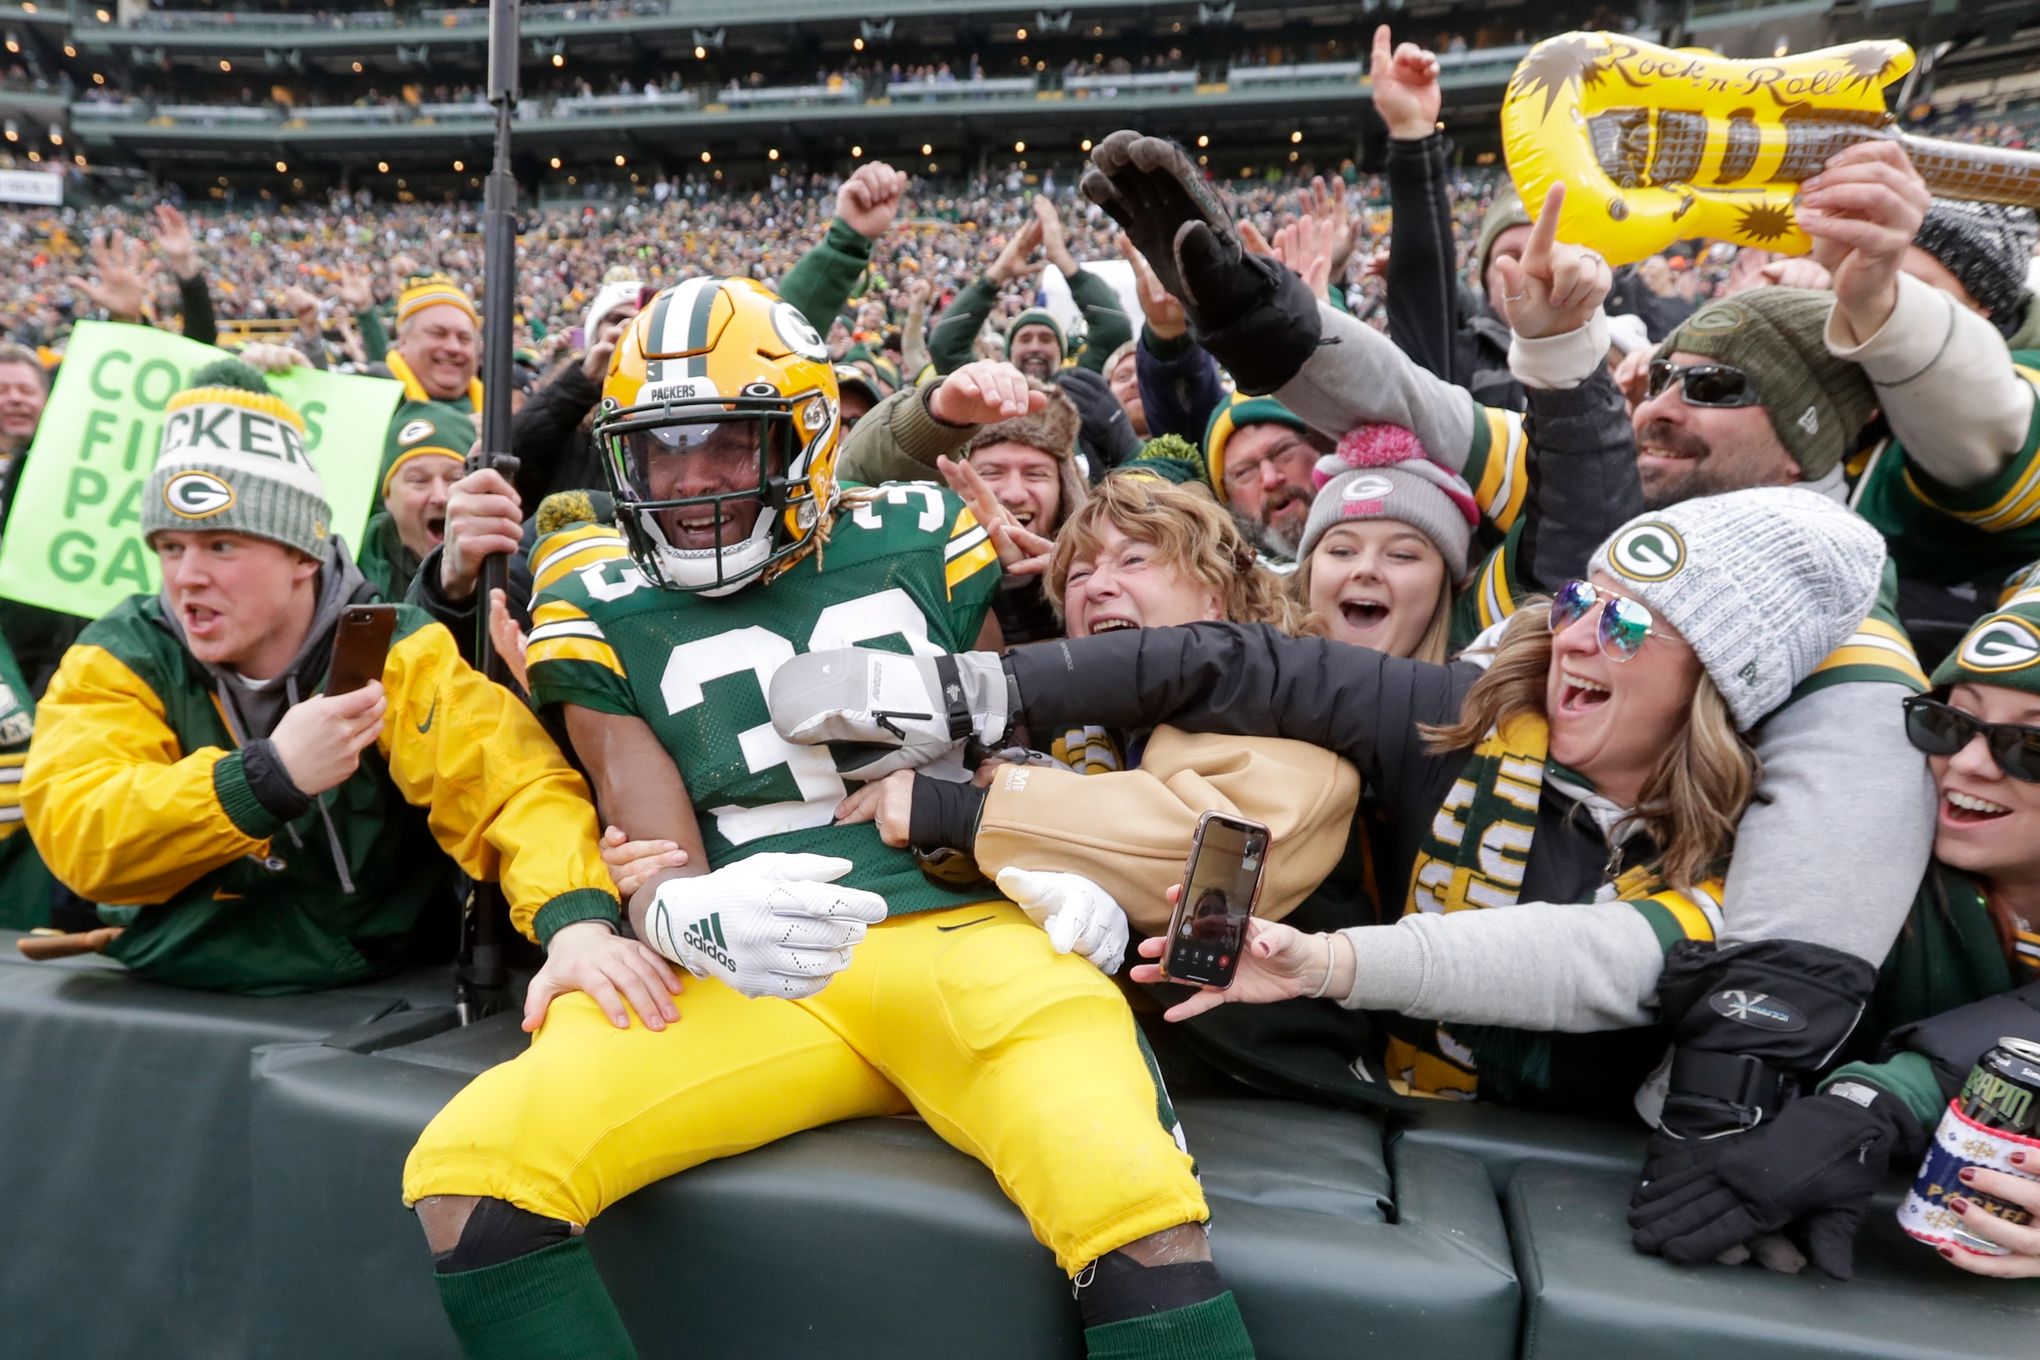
[1646, 359, 1763, 409]
[1903, 695, 2040, 783]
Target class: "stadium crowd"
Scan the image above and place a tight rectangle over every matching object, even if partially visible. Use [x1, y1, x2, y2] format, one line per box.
[2, 21, 2040, 1360]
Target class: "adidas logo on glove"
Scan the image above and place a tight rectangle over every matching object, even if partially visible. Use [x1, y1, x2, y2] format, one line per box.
[683, 914, 736, 973]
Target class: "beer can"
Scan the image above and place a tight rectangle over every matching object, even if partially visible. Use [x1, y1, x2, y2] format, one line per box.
[1899, 1037, 2040, 1257]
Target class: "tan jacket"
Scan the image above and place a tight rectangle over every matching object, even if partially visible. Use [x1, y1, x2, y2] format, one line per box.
[971, 726, 1360, 930]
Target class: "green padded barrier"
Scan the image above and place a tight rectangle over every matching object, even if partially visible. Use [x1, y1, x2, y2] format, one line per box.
[249, 1017, 1522, 1360]
[0, 931, 455, 1360]
[1508, 1162, 2040, 1360]
[1389, 1100, 1649, 1194]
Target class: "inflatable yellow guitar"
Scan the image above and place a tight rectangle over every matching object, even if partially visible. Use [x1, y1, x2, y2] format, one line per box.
[1501, 32, 2040, 265]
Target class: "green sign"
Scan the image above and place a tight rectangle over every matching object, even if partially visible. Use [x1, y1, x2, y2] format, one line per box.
[0, 322, 400, 620]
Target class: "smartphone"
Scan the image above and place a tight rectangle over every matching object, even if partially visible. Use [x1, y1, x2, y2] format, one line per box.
[1160, 812, 1270, 989]
[326, 605, 397, 696]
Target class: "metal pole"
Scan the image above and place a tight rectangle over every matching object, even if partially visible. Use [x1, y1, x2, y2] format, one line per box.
[455, 0, 521, 1025]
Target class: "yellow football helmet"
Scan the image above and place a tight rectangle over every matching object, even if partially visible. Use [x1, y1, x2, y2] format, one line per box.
[595, 277, 840, 595]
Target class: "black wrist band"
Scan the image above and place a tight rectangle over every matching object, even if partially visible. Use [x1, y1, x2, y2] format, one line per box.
[908, 775, 988, 852]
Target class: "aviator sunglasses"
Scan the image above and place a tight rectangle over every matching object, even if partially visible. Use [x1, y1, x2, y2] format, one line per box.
[1902, 695, 2040, 784]
[1646, 359, 1763, 408]
[1549, 579, 1684, 662]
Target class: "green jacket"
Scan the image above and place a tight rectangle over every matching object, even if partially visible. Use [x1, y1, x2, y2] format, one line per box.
[777, 217, 873, 336]
[356, 510, 421, 604]
[21, 595, 617, 994]
[927, 268, 1132, 376]
[0, 625, 57, 930]
[1824, 865, 2033, 1126]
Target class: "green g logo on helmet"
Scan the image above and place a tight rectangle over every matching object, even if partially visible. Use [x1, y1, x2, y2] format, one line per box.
[1607, 521, 1686, 583]
[1958, 614, 2040, 674]
[163, 470, 237, 520]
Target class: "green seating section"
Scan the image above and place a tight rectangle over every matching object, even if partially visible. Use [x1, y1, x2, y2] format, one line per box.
[1, 936, 2034, 1357]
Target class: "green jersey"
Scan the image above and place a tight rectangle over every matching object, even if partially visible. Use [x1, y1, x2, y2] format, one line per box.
[1847, 352, 2040, 587]
[525, 484, 1003, 916]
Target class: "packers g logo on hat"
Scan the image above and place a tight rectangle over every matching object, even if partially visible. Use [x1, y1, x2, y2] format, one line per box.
[1607, 521, 1686, 582]
[396, 418, 437, 446]
[163, 471, 236, 520]
[1958, 614, 2040, 674]
[1341, 473, 1396, 503]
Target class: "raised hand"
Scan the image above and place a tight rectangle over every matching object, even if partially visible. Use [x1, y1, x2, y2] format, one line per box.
[1370, 25, 1442, 140]
[153, 203, 200, 281]
[1271, 215, 1334, 296]
[986, 216, 1044, 284]
[1302, 175, 1362, 281]
[1116, 233, 1187, 340]
[1492, 184, 1612, 340]
[1797, 140, 1930, 341]
[928, 359, 1044, 425]
[838, 161, 909, 240]
[438, 465, 524, 603]
[1033, 193, 1079, 274]
[66, 230, 154, 322]
[336, 259, 377, 313]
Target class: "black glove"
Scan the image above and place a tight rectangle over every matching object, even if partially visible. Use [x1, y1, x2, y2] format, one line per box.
[1628, 1082, 1921, 1280]
[1080, 131, 1321, 392]
[1056, 368, 1140, 471]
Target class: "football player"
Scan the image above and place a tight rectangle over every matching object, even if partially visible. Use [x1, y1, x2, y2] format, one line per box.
[402, 278, 1253, 1360]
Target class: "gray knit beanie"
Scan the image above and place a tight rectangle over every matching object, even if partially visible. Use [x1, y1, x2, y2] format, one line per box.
[141, 360, 332, 559]
[1587, 487, 1885, 730]
[1659, 289, 1878, 481]
[1914, 199, 2037, 339]
[1297, 424, 1481, 577]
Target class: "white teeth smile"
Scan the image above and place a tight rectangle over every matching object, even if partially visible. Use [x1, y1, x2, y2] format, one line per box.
[1947, 791, 2010, 815]
[1090, 619, 1137, 633]
[1639, 445, 1697, 462]
[1561, 669, 1609, 695]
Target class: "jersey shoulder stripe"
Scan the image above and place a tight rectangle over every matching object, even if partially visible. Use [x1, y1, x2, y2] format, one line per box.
[1465, 402, 1529, 533]
[1893, 362, 2040, 531]
[1628, 883, 1723, 952]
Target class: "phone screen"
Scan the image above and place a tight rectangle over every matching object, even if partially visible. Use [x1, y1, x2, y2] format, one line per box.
[1164, 817, 1268, 988]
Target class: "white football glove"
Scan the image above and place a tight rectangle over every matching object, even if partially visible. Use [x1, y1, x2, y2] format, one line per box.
[643, 853, 888, 1000]
[996, 867, 1129, 976]
[767, 647, 1013, 779]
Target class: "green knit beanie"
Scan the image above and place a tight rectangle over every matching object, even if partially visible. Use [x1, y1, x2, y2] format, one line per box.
[1476, 189, 1532, 280]
[1932, 586, 2040, 695]
[141, 360, 332, 559]
[1006, 308, 1067, 359]
[379, 400, 473, 499]
[1659, 288, 1878, 480]
[1202, 394, 1310, 504]
[1115, 434, 1211, 489]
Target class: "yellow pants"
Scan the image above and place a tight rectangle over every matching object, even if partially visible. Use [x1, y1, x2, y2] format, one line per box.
[403, 903, 1207, 1274]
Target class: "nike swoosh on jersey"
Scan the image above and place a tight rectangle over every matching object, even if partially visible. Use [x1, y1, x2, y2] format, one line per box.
[935, 914, 997, 933]
[417, 698, 438, 734]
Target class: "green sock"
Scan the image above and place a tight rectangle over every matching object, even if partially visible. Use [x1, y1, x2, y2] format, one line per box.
[433, 1236, 637, 1360]
[1083, 1291, 1256, 1360]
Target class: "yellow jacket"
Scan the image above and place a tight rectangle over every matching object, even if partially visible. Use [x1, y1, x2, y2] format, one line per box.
[22, 596, 617, 993]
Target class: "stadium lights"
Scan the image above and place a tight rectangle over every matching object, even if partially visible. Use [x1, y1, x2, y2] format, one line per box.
[48, 129, 61, 145]
[275, 160, 287, 172]
[2, 121, 15, 142]
[73, 154, 85, 167]
[219, 59, 231, 72]
[65, 44, 77, 58]
[1197, 134, 1209, 148]
[1291, 130, 1302, 143]
[3, 35, 16, 56]
[551, 53, 564, 68]
[352, 61, 363, 73]
[850, 144, 862, 157]
[700, 150, 711, 163]
[768, 148, 780, 161]
[453, 159, 463, 171]
[377, 160, 389, 172]
[1013, 140, 1025, 153]
[94, 7, 109, 21]
[26, 150, 39, 162]
[853, 37, 863, 52]
[927, 161, 936, 172]
[694, 46, 706, 59]
[92, 73, 104, 85]
[549, 156, 561, 169]
[1016, 27, 1027, 40]
[920, 143, 931, 156]
[614, 154, 626, 166]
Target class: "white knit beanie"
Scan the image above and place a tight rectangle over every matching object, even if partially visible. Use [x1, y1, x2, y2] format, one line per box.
[1587, 487, 1885, 730]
